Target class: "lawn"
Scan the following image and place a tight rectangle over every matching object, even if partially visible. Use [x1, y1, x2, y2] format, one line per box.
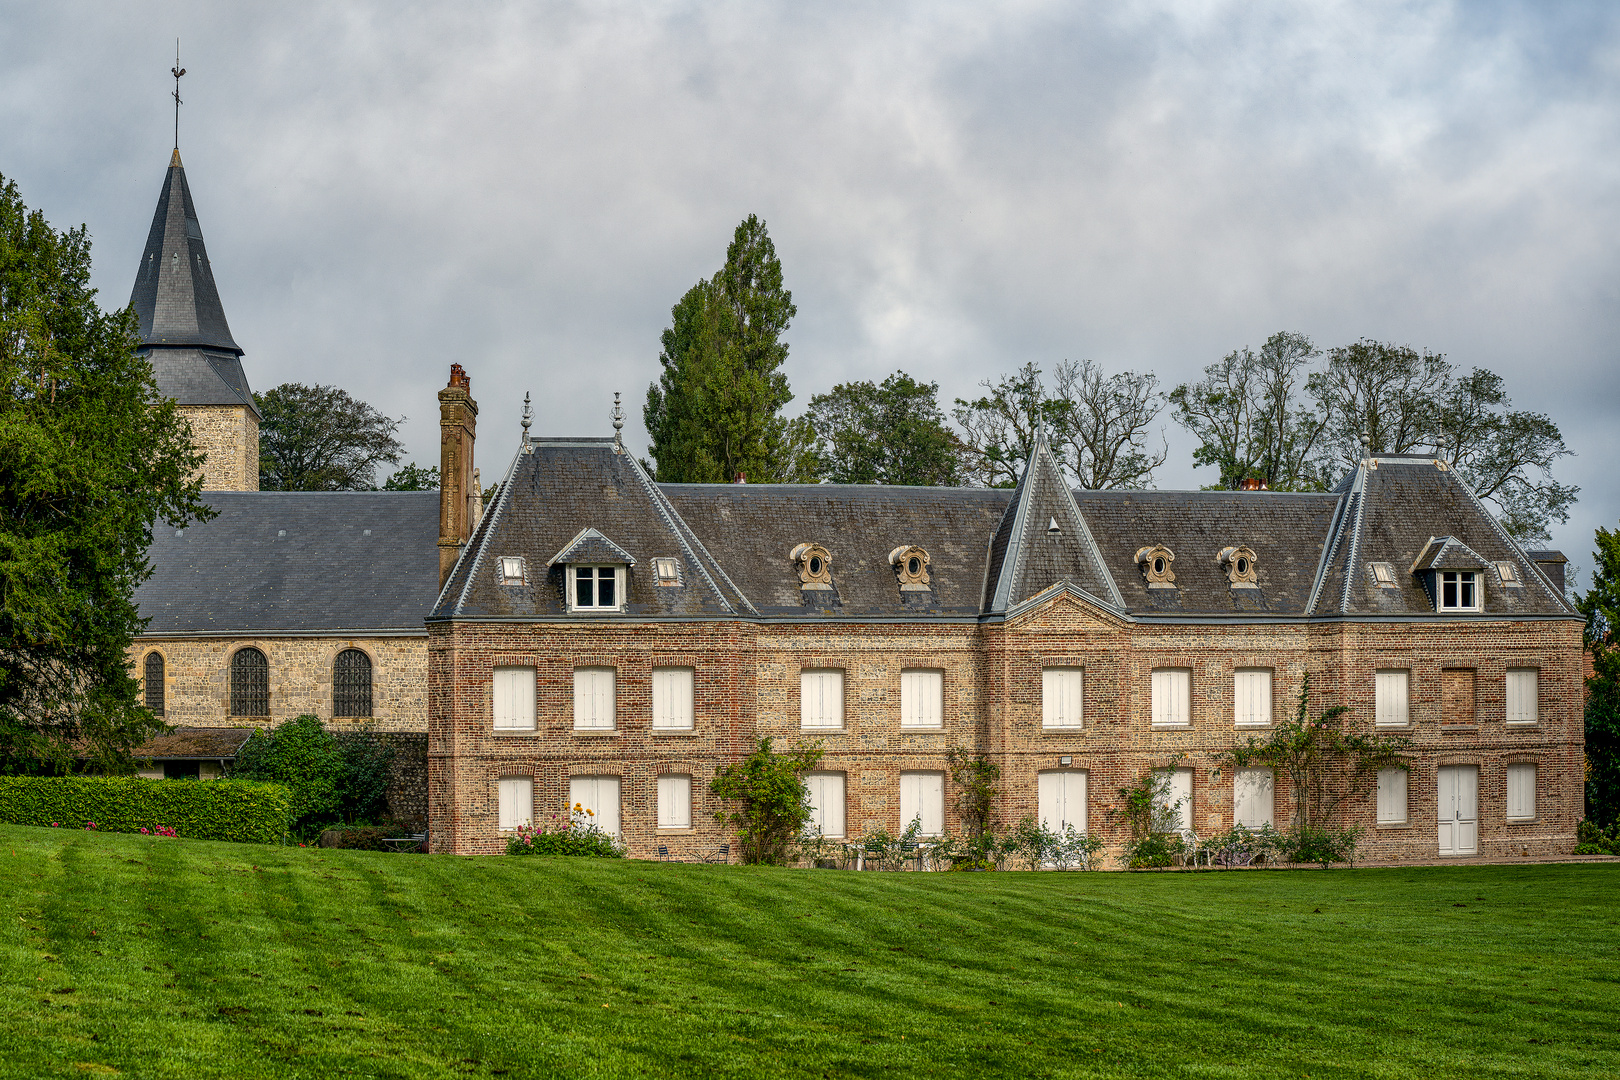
[1, 825, 1616, 1079]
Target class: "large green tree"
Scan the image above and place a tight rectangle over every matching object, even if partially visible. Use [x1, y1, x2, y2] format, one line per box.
[1578, 523, 1620, 826]
[643, 215, 816, 483]
[806, 371, 962, 485]
[256, 383, 404, 491]
[0, 174, 211, 774]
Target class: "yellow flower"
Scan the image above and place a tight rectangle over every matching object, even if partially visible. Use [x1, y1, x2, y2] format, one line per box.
[586, 809, 595, 816]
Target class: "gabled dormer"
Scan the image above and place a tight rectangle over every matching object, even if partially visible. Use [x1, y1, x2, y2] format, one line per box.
[1411, 535, 1487, 613]
[548, 527, 636, 613]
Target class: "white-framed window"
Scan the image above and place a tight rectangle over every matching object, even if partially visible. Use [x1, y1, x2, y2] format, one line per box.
[656, 774, 692, 828]
[1375, 669, 1410, 728]
[492, 666, 537, 731]
[899, 771, 945, 836]
[1038, 770, 1087, 833]
[1042, 667, 1084, 729]
[652, 667, 695, 730]
[570, 565, 623, 611]
[805, 771, 846, 838]
[800, 670, 844, 730]
[1156, 767, 1193, 832]
[1234, 768, 1274, 828]
[1506, 668, 1539, 725]
[1233, 669, 1272, 727]
[1438, 570, 1480, 612]
[1151, 668, 1191, 727]
[1376, 768, 1408, 825]
[573, 666, 616, 730]
[499, 556, 525, 585]
[900, 669, 944, 729]
[1506, 763, 1537, 822]
[497, 775, 533, 831]
[569, 775, 621, 837]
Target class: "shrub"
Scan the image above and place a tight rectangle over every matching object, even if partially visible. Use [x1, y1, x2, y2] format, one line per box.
[710, 738, 824, 865]
[1274, 823, 1362, 867]
[318, 825, 397, 851]
[230, 715, 343, 824]
[0, 776, 291, 843]
[1120, 832, 1185, 869]
[333, 731, 395, 822]
[506, 806, 625, 858]
[946, 746, 999, 839]
[1575, 820, 1620, 856]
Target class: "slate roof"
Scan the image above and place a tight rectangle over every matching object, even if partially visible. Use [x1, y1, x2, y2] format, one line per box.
[136, 491, 441, 634]
[548, 527, 638, 568]
[132, 726, 254, 761]
[1411, 535, 1489, 573]
[129, 151, 257, 415]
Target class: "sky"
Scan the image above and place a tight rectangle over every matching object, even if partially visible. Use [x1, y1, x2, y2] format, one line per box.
[1, 1, 1616, 583]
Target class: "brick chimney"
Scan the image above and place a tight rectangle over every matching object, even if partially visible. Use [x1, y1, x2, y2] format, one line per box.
[438, 364, 479, 588]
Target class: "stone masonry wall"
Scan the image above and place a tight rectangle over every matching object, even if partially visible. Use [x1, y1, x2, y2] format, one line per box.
[179, 404, 259, 492]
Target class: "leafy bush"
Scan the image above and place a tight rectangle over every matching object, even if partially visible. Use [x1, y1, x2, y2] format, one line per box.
[231, 716, 397, 835]
[332, 731, 395, 822]
[1120, 832, 1186, 869]
[1274, 823, 1362, 867]
[0, 775, 291, 843]
[318, 825, 396, 851]
[506, 806, 625, 858]
[710, 738, 824, 865]
[1197, 824, 1281, 867]
[946, 747, 999, 839]
[1575, 820, 1620, 856]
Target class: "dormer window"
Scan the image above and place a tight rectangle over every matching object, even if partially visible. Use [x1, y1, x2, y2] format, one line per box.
[499, 556, 526, 585]
[1495, 561, 1521, 587]
[791, 543, 834, 590]
[1439, 571, 1479, 612]
[1369, 562, 1398, 588]
[888, 546, 931, 591]
[1134, 545, 1176, 588]
[652, 557, 682, 586]
[1218, 546, 1259, 588]
[571, 566, 622, 611]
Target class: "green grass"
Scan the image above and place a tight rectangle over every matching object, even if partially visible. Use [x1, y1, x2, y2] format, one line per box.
[1, 826, 1616, 1079]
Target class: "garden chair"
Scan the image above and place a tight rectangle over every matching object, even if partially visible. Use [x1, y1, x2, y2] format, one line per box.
[1177, 829, 1202, 868]
[701, 843, 730, 864]
[656, 845, 673, 861]
[381, 827, 427, 853]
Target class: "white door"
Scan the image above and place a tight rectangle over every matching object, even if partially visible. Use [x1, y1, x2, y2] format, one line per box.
[1437, 765, 1478, 856]
[569, 775, 622, 838]
[1037, 771, 1087, 833]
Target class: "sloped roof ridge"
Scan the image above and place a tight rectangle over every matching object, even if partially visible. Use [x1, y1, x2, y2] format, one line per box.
[1302, 488, 1350, 616]
[623, 454, 747, 614]
[1339, 461, 1371, 614]
[448, 438, 525, 616]
[1056, 482, 1125, 610]
[1444, 463, 1578, 614]
[546, 526, 637, 568]
[986, 450, 1037, 612]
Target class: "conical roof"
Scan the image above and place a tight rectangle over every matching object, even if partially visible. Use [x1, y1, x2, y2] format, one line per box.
[129, 150, 256, 414]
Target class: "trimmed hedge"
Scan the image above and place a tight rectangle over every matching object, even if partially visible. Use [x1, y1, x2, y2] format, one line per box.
[0, 776, 293, 844]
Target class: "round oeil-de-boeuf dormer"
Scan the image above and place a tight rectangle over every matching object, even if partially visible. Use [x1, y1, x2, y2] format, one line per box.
[1218, 545, 1260, 588]
[1134, 545, 1176, 588]
[888, 545, 932, 592]
[790, 543, 833, 591]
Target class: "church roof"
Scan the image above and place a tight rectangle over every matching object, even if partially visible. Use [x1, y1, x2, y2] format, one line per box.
[135, 491, 441, 634]
[129, 151, 257, 415]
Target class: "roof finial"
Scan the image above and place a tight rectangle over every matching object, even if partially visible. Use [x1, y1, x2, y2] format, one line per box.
[520, 391, 532, 442]
[611, 391, 624, 452]
[171, 40, 186, 153]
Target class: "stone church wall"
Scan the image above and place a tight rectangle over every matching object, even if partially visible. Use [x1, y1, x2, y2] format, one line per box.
[178, 404, 259, 492]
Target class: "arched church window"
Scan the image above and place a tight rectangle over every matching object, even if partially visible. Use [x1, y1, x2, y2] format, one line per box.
[333, 649, 373, 719]
[144, 652, 165, 716]
[231, 647, 269, 717]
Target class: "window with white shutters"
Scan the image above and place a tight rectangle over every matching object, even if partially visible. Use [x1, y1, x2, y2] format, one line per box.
[805, 772, 846, 838]
[652, 667, 695, 730]
[1233, 669, 1272, 727]
[573, 667, 616, 730]
[1234, 768, 1274, 828]
[1037, 770, 1088, 833]
[800, 670, 845, 730]
[569, 775, 622, 837]
[900, 670, 944, 729]
[1042, 667, 1084, 729]
[1375, 670, 1410, 728]
[657, 774, 692, 828]
[1151, 669, 1191, 727]
[1376, 768, 1408, 825]
[899, 771, 945, 836]
[1506, 669, 1539, 725]
[1506, 763, 1537, 822]
[497, 775, 533, 831]
[493, 666, 537, 731]
[1155, 768, 1193, 832]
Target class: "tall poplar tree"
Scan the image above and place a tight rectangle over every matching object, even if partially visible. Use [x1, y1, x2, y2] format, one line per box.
[644, 215, 816, 483]
[0, 174, 211, 774]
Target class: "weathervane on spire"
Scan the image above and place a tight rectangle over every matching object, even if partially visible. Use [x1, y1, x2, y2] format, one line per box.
[171, 40, 186, 151]
[612, 391, 624, 452]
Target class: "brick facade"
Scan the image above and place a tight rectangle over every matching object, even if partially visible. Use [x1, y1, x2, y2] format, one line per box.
[179, 404, 259, 492]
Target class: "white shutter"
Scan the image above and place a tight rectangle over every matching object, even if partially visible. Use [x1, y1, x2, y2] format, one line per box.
[656, 774, 692, 828]
[1506, 763, 1536, 821]
[493, 666, 536, 730]
[1042, 668, 1084, 729]
[1376, 768, 1407, 825]
[1234, 669, 1271, 727]
[1154, 768, 1193, 831]
[800, 671, 844, 729]
[652, 667, 695, 730]
[900, 670, 944, 728]
[1506, 669, 1539, 725]
[1152, 669, 1190, 727]
[1234, 768, 1273, 828]
[1038, 770, 1087, 833]
[1375, 670, 1410, 728]
[573, 667, 615, 730]
[899, 771, 944, 836]
[497, 775, 533, 831]
[805, 772, 846, 838]
[569, 775, 621, 837]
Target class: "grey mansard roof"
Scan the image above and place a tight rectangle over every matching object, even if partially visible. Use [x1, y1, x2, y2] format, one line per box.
[136, 491, 440, 634]
[433, 431, 1576, 625]
[129, 151, 257, 416]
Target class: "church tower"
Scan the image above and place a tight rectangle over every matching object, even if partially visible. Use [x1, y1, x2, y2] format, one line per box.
[130, 150, 260, 491]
